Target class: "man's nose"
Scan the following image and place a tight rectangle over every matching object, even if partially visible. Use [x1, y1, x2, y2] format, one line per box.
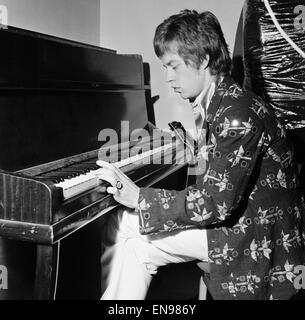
[166, 68, 175, 82]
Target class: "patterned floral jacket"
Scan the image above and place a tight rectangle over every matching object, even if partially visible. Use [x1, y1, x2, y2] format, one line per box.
[137, 77, 305, 300]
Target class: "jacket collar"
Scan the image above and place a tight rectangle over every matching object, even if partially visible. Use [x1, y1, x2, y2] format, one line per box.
[205, 76, 235, 124]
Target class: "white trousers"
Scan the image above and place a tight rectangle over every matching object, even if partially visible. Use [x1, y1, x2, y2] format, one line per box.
[100, 208, 208, 300]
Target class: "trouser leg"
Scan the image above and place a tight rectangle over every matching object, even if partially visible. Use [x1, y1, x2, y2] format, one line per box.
[100, 208, 208, 300]
[101, 238, 153, 300]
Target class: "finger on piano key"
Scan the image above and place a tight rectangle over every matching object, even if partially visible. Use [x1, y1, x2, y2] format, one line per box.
[96, 160, 113, 168]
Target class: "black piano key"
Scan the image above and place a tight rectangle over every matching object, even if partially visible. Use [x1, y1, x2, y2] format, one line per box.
[80, 164, 100, 170]
[40, 172, 75, 180]
[58, 169, 85, 176]
[47, 177, 65, 183]
[60, 167, 88, 173]
[37, 164, 99, 183]
[67, 164, 97, 171]
[36, 175, 65, 183]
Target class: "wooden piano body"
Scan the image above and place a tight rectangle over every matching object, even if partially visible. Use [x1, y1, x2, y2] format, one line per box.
[0, 26, 188, 299]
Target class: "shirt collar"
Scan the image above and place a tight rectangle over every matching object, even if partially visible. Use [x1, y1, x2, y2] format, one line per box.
[191, 76, 224, 115]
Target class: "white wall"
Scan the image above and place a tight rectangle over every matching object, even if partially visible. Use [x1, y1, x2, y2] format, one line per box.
[1, 0, 100, 45]
[100, 0, 245, 130]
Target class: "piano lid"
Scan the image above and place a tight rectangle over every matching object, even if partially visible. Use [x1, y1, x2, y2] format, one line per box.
[0, 26, 145, 90]
[0, 26, 151, 172]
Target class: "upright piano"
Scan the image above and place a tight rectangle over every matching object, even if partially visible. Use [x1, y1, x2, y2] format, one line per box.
[0, 26, 188, 299]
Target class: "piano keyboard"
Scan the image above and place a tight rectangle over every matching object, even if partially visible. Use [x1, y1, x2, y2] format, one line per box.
[51, 142, 174, 200]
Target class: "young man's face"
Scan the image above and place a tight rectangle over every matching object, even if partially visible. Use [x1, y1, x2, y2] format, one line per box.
[160, 51, 207, 100]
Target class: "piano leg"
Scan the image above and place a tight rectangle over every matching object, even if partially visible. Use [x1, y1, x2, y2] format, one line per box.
[34, 242, 60, 300]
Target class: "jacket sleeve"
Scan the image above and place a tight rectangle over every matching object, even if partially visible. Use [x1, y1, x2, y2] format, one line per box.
[137, 101, 267, 235]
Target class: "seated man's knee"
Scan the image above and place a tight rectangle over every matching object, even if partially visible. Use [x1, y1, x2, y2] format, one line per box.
[124, 238, 158, 275]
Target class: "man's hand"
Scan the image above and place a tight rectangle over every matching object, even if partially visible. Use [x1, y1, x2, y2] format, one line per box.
[95, 160, 140, 209]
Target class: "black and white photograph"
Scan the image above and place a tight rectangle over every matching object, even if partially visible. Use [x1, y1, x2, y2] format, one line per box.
[0, 0, 305, 305]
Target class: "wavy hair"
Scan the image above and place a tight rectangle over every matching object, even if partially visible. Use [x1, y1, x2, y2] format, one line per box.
[154, 10, 232, 76]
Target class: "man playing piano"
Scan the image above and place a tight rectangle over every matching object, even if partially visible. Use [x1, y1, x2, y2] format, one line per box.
[96, 10, 305, 300]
